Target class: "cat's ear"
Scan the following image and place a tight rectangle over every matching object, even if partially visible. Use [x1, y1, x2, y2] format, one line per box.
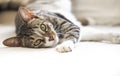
[18, 7, 37, 22]
[3, 37, 22, 47]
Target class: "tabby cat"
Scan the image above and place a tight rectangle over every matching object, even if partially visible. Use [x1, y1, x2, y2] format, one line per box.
[2, 0, 81, 53]
[1, 0, 120, 53]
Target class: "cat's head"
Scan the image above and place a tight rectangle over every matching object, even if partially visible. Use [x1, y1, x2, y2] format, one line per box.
[3, 7, 59, 48]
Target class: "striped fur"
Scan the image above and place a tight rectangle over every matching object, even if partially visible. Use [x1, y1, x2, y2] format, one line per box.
[2, 0, 81, 52]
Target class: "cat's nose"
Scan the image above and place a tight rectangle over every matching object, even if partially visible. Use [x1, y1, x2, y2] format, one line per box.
[49, 35, 55, 41]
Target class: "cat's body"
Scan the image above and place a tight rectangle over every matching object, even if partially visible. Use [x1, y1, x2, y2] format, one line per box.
[1, 0, 120, 53]
[2, 0, 81, 53]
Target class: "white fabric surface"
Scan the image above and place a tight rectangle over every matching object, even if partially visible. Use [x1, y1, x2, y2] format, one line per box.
[0, 25, 120, 76]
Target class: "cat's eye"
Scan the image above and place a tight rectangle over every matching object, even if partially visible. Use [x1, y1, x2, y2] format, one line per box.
[34, 39, 41, 46]
[40, 24, 46, 31]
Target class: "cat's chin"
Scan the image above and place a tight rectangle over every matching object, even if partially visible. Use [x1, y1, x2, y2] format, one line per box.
[44, 36, 59, 47]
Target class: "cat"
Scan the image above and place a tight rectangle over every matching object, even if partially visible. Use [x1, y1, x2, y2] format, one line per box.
[1, 0, 120, 53]
[2, 0, 81, 53]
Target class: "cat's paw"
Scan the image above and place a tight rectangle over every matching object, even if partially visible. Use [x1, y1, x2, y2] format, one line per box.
[110, 33, 120, 44]
[55, 41, 74, 53]
[56, 46, 72, 53]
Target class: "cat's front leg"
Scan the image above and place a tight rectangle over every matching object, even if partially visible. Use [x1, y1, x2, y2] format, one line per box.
[55, 40, 75, 53]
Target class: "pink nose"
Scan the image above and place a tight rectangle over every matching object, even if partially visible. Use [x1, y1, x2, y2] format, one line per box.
[49, 35, 54, 41]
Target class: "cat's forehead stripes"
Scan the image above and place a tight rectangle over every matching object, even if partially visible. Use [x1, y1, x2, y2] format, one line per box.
[34, 31, 43, 36]
[28, 19, 43, 25]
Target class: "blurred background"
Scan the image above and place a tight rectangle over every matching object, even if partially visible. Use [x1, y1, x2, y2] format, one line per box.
[72, 0, 120, 25]
[0, 0, 120, 25]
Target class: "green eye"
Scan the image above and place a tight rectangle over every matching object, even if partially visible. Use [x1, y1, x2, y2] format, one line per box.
[34, 39, 41, 46]
[40, 24, 46, 31]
